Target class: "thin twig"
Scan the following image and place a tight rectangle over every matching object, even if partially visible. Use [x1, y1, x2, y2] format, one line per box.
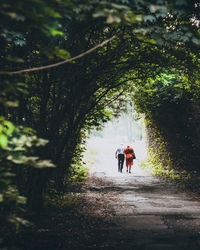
[2, 35, 117, 75]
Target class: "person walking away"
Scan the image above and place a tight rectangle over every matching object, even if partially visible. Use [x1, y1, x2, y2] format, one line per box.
[115, 144, 125, 172]
[124, 145, 135, 173]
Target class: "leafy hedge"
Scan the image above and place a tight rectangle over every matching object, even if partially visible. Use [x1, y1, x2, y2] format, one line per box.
[133, 72, 200, 173]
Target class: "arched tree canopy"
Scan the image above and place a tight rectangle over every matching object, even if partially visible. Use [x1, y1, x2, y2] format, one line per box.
[1, 0, 200, 248]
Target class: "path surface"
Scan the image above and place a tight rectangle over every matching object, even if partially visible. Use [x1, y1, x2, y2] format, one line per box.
[85, 138, 200, 250]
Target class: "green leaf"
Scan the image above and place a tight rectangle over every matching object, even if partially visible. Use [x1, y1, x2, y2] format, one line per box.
[192, 37, 200, 46]
[5, 101, 19, 108]
[14, 39, 26, 46]
[46, 26, 63, 36]
[93, 11, 105, 18]
[0, 194, 3, 202]
[7, 155, 39, 164]
[6, 55, 25, 63]
[107, 14, 121, 24]
[144, 15, 156, 22]
[34, 160, 56, 168]
[110, 3, 129, 10]
[35, 138, 49, 146]
[0, 134, 8, 148]
[55, 48, 70, 59]
[10, 216, 32, 226]
[3, 121, 15, 136]
[18, 196, 27, 204]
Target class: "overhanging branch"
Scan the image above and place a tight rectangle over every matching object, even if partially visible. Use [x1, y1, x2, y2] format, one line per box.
[1, 35, 117, 75]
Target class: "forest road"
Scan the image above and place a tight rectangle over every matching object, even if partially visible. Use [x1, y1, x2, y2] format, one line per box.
[85, 138, 200, 250]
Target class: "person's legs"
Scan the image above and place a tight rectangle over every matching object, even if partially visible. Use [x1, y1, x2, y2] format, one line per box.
[118, 158, 121, 172]
[118, 154, 124, 172]
[126, 163, 128, 172]
[121, 155, 125, 172]
[126, 158, 130, 172]
[119, 159, 122, 172]
[129, 161, 133, 173]
[119, 160, 122, 172]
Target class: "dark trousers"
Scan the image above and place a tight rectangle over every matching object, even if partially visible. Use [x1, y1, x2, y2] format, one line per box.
[118, 154, 125, 172]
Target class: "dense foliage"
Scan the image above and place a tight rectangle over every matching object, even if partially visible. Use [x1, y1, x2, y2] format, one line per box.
[1, 0, 200, 248]
[134, 72, 200, 172]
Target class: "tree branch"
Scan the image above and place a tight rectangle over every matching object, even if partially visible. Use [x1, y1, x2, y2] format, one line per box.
[1, 35, 117, 75]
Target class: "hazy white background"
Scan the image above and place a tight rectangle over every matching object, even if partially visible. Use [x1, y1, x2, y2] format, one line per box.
[84, 114, 148, 177]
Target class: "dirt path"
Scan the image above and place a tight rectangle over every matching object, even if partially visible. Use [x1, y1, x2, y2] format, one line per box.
[84, 138, 200, 249]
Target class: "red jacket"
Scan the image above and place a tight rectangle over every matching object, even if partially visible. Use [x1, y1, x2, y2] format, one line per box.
[124, 147, 134, 159]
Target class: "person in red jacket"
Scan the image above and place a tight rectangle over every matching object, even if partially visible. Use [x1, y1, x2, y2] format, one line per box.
[124, 146, 135, 173]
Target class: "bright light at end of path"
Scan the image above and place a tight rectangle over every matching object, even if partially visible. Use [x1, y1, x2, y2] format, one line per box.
[84, 137, 147, 177]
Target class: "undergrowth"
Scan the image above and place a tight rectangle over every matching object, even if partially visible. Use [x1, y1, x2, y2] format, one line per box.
[140, 158, 191, 181]
[68, 164, 89, 184]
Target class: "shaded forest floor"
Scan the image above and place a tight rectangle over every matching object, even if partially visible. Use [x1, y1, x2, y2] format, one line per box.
[16, 167, 200, 250]
[18, 174, 117, 250]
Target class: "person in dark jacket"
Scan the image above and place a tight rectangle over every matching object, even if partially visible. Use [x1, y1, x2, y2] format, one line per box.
[115, 144, 125, 172]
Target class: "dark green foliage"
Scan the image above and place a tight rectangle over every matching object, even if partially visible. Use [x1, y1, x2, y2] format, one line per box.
[133, 72, 200, 172]
[1, 0, 200, 248]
